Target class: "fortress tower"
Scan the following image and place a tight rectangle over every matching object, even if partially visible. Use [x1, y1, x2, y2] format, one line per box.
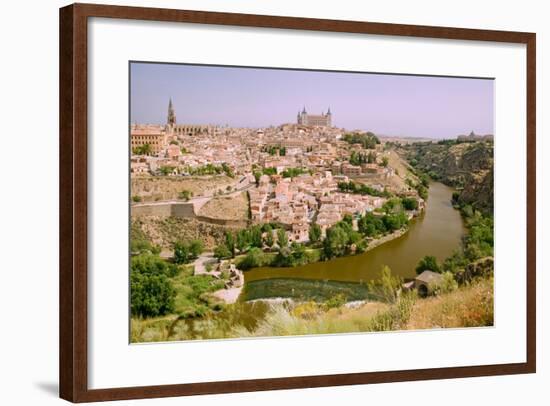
[297, 106, 332, 127]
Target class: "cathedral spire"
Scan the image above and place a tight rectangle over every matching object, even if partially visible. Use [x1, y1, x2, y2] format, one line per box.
[167, 98, 176, 126]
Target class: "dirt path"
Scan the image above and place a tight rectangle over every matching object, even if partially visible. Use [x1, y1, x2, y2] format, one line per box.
[193, 252, 216, 275]
[212, 287, 242, 304]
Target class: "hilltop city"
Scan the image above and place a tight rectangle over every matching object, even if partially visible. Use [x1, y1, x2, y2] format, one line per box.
[130, 99, 424, 244]
[129, 97, 495, 342]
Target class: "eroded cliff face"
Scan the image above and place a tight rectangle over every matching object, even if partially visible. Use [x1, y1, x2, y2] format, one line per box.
[406, 142, 494, 213]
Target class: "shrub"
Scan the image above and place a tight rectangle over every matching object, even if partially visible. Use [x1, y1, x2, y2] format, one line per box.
[189, 239, 204, 258]
[415, 255, 441, 275]
[292, 302, 321, 320]
[130, 236, 161, 256]
[132, 195, 142, 203]
[368, 265, 402, 304]
[178, 190, 192, 201]
[173, 241, 190, 264]
[439, 272, 459, 294]
[131, 253, 178, 277]
[324, 293, 347, 310]
[239, 247, 268, 270]
[401, 197, 419, 211]
[214, 244, 231, 260]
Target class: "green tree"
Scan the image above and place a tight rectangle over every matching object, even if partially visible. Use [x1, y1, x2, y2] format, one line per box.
[214, 244, 231, 260]
[249, 226, 263, 248]
[131, 272, 175, 317]
[308, 223, 322, 244]
[189, 240, 204, 259]
[442, 250, 467, 275]
[277, 228, 288, 249]
[359, 219, 377, 237]
[159, 165, 175, 176]
[381, 156, 389, 167]
[265, 232, 274, 250]
[323, 225, 348, 259]
[415, 255, 441, 275]
[130, 254, 177, 317]
[342, 213, 353, 225]
[131, 253, 178, 277]
[239, 247, 267, 269]
[401, 197, 419, 211]
[236, 229, 250, 253]
[383, 212, 408, 231]
[173, 241, 190, 264]
[348, 230, 362, 246]
[225, 232, 236, 258]
[132, 143, 152, 155]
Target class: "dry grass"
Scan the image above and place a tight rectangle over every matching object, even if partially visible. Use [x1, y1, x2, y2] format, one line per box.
[131, 316, 177, 343]
[406, 277, 493, 330]
[131, 278, 493, 342]
[131, 175, 235, 202]
[132, 217, 232, 250]
[197, 192, 249, 220]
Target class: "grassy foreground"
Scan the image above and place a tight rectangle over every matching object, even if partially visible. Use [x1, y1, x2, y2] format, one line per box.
[131, 277, 493, 342]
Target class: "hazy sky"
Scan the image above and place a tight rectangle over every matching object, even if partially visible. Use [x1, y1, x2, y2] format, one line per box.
[130, 62, 494, 139]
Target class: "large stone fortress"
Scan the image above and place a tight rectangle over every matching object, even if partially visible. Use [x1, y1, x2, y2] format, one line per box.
[297, 106, 332, 127]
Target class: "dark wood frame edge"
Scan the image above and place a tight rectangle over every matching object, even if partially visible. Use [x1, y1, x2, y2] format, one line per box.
[59, 3, 536, 403]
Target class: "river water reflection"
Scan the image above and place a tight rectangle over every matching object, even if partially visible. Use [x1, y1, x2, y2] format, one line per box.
[244, 182, 465, 284]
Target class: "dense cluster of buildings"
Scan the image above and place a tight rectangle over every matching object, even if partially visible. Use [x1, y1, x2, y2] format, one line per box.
[131, 99, 415, 243]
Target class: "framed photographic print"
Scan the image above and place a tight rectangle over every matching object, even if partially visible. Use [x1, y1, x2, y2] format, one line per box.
[59, 3, 536, 402]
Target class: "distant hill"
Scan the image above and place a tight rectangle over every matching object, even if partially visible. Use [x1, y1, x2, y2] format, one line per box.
[404, 141, 494, 214]
[456, 131, 494, 143]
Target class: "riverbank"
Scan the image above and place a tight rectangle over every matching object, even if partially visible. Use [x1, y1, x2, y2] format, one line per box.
[238, 224, 411, 274]
[363, 227, 409, 253]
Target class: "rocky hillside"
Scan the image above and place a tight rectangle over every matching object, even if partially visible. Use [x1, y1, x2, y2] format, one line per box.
[131, 175, 236, 202]
[132, 217, 233, 250]
[405, 141, 494, 213]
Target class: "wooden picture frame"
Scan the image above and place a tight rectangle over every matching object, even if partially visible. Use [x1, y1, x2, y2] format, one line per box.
[59, 3, 536, 402]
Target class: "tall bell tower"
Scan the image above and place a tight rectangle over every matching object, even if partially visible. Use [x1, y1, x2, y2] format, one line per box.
[167, 98, 176, 127]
